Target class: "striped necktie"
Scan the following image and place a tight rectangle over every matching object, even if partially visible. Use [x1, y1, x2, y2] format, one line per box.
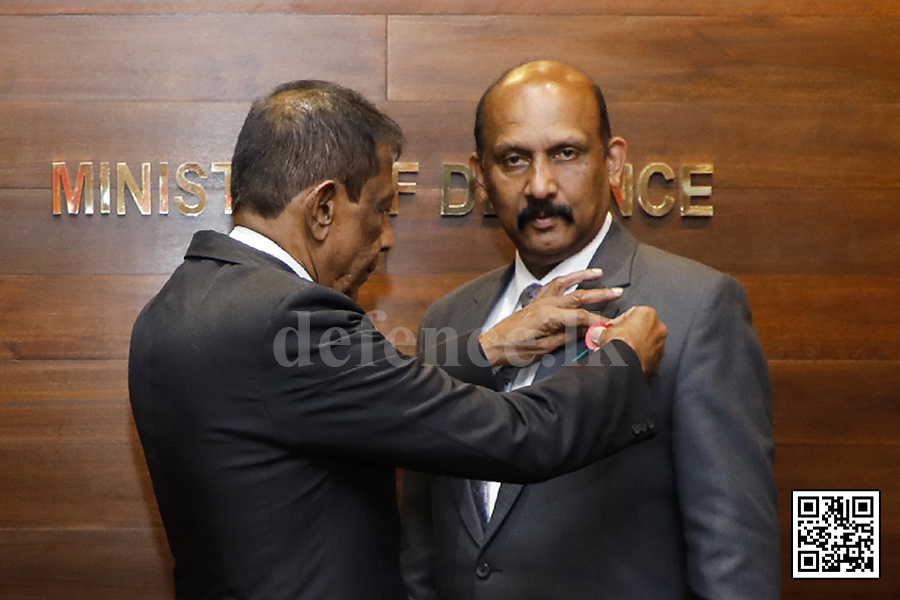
[469, 282, 543, 528]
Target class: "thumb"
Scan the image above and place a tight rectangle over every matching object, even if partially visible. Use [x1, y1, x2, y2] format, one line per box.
[586, 320, 613, 350]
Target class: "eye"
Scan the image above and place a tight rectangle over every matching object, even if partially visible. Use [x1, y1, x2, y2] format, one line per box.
[503, 154, 527, 168]
[556, 147, 578, 160]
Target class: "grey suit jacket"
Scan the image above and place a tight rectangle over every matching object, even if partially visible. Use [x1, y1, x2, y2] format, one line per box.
[401, 219, 780, 600]
[128, 230, 657, 600]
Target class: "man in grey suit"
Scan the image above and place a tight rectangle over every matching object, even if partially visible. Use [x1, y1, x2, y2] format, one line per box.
[401, 61, 780, 599]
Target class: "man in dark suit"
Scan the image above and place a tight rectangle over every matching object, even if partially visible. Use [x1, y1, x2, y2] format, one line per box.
[401, 61, 780, 599]
[128, 80, 668, 600]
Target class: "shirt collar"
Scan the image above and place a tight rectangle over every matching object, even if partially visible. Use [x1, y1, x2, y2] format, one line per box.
[511, 211, 612, 302]
[228, 225, 313, 282]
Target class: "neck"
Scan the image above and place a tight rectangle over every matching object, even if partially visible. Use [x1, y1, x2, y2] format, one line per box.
[520, 258, 559, 280]
[232, 210, 319, 283]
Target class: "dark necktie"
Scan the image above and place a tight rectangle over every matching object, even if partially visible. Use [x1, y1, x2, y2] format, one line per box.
[470, 282, 542, 529]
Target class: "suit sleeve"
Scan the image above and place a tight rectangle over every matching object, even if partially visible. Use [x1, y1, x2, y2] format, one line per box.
[398, 318, 491, 600]
[260, 286, 656, 483]
[400, 469, 439, 600]
[672, 276, 780, 600]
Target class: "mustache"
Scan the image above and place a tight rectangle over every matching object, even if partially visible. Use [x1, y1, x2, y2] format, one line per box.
[517, 200, 575, 230]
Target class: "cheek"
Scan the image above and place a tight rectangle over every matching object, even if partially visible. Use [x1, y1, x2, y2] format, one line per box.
[360, 217, 385, 253]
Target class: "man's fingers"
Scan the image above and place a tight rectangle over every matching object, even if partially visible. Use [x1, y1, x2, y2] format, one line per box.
[529, 307, 608, 333]
[536, 268, 604, 298]
[552, 286, 624, 309]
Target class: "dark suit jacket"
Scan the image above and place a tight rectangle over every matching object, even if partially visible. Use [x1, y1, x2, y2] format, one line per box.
[401, 220, 780, 600]
[128, 230, 657, 600]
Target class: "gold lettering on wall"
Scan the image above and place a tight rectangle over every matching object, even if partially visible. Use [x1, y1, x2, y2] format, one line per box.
[51, 160, 713, 220]
[680, 164, 714, 217]
[392, 161, 419, 215]
[440, 163, 476, 216]
[637, 162, 676, 217]
[211, 163, 233, 215]
[159, 162, 170, 215]
[615, 164, 635, 217]
[52, 162, 93, 215]
[175, 163, 208, 217]
[100, 162, 111, 214]
[117, 162, 152, 215]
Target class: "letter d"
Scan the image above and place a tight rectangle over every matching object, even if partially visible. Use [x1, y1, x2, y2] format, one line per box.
[273, 311, 313, 367]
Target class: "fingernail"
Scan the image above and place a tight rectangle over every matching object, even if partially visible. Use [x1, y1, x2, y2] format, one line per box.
[611, 287, 624, 294]
[592, 268, 604, 274]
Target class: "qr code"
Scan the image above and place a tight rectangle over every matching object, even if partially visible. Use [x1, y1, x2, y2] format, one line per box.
[793, 490, 879, 578]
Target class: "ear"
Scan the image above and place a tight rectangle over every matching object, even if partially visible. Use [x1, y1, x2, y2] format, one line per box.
[605, 137, 628, 188]
[305, 180, 339, 243]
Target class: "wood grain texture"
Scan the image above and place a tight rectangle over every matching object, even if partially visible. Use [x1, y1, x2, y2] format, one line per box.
[0, 190, 231, 275]
[771, 360, 900, 445]
[2, 0, 899, 17]
[0, 435, 158, 528]
[0, 15, 386, 102]
[742, 276, 900, 361]
[387, 16, 900, 103]
[0, 360, 128, 401]
[0, 528, 173, 600]
[0, 103, 247, 190]
[0, 275, 166, 360]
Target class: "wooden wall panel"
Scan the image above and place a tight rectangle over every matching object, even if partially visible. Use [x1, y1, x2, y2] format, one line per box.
[0, 16, 386, 102]
[0, 436, 156, 528]
[0, 528, 173, 600]
[388, 16, 900, 104]
[0, 276, 165, 360]
[743, 276, 900, 361]
[0, 103, 246, 190]
[771, 360, 900, 444]
[0, 2, 897, 598]
[3, 0, 900, 17]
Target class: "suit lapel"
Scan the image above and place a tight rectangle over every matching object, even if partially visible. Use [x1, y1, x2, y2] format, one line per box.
[454, 265, 514, 333]
[531, 218, 638, 383]
[450, 478, 486, 546]
[445, 266, 513, 546]
[481, 219, 640, 548]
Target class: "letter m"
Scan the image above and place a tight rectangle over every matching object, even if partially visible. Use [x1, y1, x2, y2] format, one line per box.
[53, 162, 94, 215]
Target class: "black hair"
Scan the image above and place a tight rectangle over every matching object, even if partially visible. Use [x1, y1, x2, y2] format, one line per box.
[231, 80, 404, 218]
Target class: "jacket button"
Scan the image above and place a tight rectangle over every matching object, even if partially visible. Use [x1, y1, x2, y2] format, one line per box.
[631, 424, 641, 435]
[475, 562, 491, 579]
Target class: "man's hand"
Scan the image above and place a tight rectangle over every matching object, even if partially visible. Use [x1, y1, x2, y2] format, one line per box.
[479, 269, 624, 367]
[590, 306, 667, 374]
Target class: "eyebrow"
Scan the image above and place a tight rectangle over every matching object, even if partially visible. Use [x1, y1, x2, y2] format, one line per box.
[492, 136, 591, 156]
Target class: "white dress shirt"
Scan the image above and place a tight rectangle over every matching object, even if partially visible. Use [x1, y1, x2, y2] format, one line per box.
[229, 225, 313, 282]
[478, 212, 612, 515]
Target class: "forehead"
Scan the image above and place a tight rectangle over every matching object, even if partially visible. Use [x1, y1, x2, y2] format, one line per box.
[483, 80, 601, 148]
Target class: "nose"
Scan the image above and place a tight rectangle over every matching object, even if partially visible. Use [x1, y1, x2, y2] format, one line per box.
[380, 213, 395, 253]
[525, 156, 557, 200]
